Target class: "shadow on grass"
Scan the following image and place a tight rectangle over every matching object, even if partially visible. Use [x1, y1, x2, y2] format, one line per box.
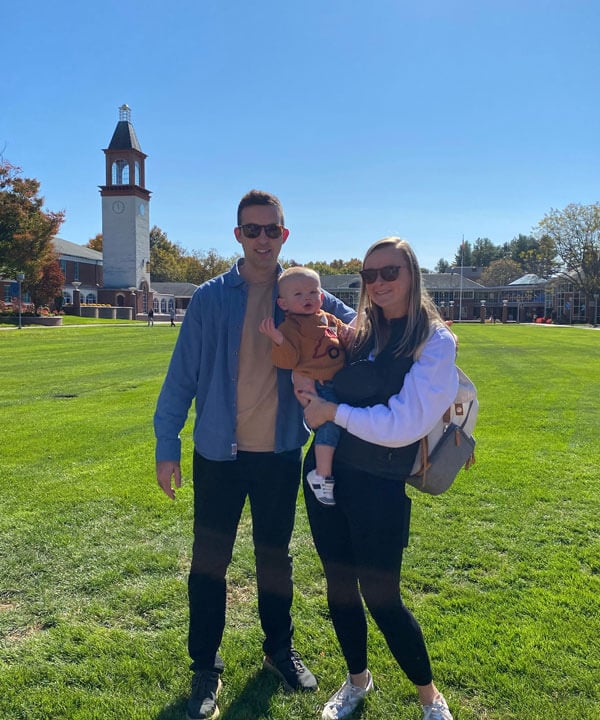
[153, 696, 188, 720]
[220, 672, 279, 720]
[154, 671, 279, 720]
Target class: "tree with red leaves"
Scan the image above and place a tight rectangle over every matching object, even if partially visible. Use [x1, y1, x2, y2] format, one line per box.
[0, 160, 65, 291]
[26, 257, 65, 310]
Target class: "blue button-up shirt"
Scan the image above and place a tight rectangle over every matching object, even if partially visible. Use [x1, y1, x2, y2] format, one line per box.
[154, 261, 356, 463]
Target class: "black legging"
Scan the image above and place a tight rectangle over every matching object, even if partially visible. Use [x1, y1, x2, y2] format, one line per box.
[304, 448, 433, 686]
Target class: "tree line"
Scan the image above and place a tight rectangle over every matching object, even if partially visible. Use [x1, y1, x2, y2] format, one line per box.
[88, 228, 364, 283]
[1, 158, 599, 310]
[433, 233, 560, 286]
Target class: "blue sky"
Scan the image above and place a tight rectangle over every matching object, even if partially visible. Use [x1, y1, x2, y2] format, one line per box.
[3, 0, 599, 271]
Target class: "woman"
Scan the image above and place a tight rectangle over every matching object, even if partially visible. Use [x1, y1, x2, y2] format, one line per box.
[300, 238, 458, 720]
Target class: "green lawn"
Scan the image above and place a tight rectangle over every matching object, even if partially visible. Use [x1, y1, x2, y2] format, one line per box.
[0, 322, 598, 720]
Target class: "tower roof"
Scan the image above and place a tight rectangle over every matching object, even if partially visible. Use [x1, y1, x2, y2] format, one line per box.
[107, 104, 142, 151]
[108, 122, 142, 151]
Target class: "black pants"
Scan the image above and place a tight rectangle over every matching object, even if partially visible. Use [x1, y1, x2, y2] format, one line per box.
[188, 450, 301, 672]
[304, 448, 433, 686]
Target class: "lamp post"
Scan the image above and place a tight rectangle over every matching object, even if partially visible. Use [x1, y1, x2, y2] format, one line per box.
[594, 293, 599, 328]
[17, 272, 25, 329]
[72, 281, 82, 316]
[502, 299, 508, 323]
[480, 299, 486, 323]
[449, 300, 455, 322]
[440, 300, 445, 320]
[128, 287, 137, 320]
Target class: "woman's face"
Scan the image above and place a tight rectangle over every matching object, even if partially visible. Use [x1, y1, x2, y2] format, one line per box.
[363, 246, 411, 319]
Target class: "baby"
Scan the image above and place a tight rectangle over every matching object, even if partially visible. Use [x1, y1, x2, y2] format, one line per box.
[259, 267, 353, 505]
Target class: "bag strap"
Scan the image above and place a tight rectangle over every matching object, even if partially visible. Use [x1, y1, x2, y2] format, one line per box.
[414, 436, 431, 489]
[452, 396, 474, 432]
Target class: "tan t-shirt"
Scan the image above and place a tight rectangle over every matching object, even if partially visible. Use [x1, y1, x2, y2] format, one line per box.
[236, 281, 278, 451]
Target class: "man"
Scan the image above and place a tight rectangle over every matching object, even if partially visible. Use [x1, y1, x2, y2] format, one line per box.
[154, 190, 355, 720]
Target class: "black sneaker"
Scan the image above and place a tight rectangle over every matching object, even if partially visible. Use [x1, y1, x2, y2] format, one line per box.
[186, 670, 223, 720]
[263, 648, 318, 692]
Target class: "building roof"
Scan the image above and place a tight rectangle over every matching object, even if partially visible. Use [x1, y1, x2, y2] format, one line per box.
[107, 121, 142, 151]
[423, 273, 485, 290]
[509, 273, 547, 285]
[320, 274, 362, 290]
[151, 281, 198, 297]
[321, 272, 485, 293]
[450, 266, 484, 280]
[53, 237, 103, 263]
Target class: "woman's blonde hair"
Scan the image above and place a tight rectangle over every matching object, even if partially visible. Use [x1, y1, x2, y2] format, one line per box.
[352, 237, 444, 358]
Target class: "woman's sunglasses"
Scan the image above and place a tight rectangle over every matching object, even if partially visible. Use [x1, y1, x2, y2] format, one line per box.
[238, 223, 284, 239]
[359, 265, 405, 284]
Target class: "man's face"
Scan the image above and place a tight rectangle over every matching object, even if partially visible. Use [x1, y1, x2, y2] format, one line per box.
[234, 204, 289, 276]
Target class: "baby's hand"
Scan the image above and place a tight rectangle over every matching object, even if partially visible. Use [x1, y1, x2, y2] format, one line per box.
[259, 317, 284, 345]
[339, 323, 355, 348]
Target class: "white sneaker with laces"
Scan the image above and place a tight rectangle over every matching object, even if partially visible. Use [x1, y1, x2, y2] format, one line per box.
[422, 694, 454, 720]
[306, 470, 336, 506]
[321, 672, 373, 720]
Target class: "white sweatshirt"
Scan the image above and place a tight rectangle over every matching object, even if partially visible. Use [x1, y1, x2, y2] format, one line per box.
[334, 324, 459, 448]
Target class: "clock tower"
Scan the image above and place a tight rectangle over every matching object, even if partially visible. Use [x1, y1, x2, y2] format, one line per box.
[99, 104, 152, 314]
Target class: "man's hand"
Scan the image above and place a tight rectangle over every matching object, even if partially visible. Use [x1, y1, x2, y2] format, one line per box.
[156, 460, 182, 500]
[259, 317, 284, 345]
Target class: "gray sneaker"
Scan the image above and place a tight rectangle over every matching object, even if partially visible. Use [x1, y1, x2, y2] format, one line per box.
[422, 694, 454, 720]
[263, 647, 318, 692]
[186, 670, 223, 720]
[321, 672, 373, 720]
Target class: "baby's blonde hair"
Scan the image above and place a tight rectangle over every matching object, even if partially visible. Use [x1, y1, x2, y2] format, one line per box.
[278, 266, 321, 292]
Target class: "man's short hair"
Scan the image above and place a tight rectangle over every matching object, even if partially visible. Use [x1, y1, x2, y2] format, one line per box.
[237, 190, 285, 226]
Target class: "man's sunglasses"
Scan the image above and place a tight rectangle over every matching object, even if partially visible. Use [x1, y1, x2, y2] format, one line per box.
[238, 223, 284, 239]
[359, 265, 406, 284]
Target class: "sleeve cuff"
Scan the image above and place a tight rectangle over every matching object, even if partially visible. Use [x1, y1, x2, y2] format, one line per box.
[155, 437, 182, 463]
[334, 403, 353, 429]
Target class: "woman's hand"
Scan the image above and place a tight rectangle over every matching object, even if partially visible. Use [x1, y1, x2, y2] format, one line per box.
[299, 390, 338, 429]
[292, 373, 316, 408]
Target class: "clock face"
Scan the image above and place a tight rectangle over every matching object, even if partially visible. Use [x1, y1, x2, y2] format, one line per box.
[139, 203, 145, 216]
[112, 200, 125, 214]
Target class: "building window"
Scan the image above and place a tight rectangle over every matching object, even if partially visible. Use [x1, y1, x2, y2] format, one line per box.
[112, 160, 130, 185]
[60, 259, 67, 277]
[135, 161, 140, 185]
[73, 262, 80, 281]
[85, 293, 95, 303]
